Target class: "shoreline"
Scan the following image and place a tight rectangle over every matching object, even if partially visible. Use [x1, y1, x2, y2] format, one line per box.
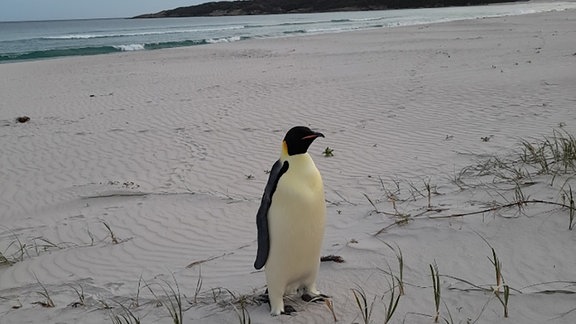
[2, 1, 576, 64]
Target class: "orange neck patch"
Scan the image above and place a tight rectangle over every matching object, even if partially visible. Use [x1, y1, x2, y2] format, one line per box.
[281, 140, 289, 159]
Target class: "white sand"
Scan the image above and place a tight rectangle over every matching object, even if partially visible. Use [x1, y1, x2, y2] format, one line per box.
[1, 7, 576, 324]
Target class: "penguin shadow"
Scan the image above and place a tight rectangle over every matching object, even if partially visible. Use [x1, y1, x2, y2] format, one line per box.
[256, 289, 330, 315]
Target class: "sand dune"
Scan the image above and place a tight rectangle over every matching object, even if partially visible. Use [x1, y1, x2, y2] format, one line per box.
[1, 7, 576, 324]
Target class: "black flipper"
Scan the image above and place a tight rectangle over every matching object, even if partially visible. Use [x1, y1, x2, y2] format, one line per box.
[254, 160, 289, 269]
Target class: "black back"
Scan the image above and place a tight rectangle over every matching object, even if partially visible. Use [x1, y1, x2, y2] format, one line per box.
[254, 160, 289, 269]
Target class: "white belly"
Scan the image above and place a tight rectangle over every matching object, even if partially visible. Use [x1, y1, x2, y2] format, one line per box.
[266, 154, 326, 292]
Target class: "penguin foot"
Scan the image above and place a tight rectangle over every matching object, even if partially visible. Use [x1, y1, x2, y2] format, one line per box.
[282, 305, 296, 315]
[302, 293, 330, 303]
[256, 292, 269, 304]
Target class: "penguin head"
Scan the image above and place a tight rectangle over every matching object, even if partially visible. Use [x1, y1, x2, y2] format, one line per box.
[283, 126, 325, 156]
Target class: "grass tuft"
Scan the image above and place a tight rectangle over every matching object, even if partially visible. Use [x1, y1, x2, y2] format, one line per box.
[193, 266, 203, 304]
[379, 241, 404, 296]
[324, 297, 338, 322]
[68, 284, 85, 307]
[495, 284, 510, 318]
[521, 129, 576, 174]
[110, 302, 141, 324]
[33, 275, 55, 308]
[488, 247, 503, 293]
[430, 263, 441, 323]
[131, 275, 144, 308]
[6, 232, 29, 263]
[564, 186, 575, 230]
[352, 253, 403, 324]
[363, 192, 381, 214]
[476, 235, 511, 319]
[102, 221, 120, 244]
[145, 274, 184, 324]
[351, 286, 375, 324]
[383, 276, 402, 324]
[231, 295, 252, 324]
[0, 251, 12, 267]
[424, 177, 433, 209]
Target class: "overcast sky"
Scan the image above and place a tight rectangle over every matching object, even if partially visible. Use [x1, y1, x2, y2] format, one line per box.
[0, 0, 206, 21]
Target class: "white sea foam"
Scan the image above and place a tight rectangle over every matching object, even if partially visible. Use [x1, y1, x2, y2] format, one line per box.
[113, 44, 145, 51]
[206, 35, 242, 44]
[42, 25, 245, 40]
[43, 34, 101, 39]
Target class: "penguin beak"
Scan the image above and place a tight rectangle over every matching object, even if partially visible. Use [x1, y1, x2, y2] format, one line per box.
[302, 132, 324, 140]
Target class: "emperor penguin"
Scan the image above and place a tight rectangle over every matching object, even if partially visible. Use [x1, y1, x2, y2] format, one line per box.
[254, 126, 327, 316]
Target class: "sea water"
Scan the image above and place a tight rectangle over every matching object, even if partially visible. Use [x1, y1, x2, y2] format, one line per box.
[1, 1, 575, 63]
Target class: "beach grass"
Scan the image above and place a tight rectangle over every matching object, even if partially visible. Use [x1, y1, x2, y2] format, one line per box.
[379, 240, 405, 296]
[0, 222, 125, 267]
[563, 186, 575, 230]
[109, 302, 141, 324]
[5, 231, 28, 263]
[520, 129, 576, 176]
[0, 251, 12, 267]
[456, 129, 576, 187]
[351, 243, 403, 324]
[351, 286, 375, 324]
[145, 275, 185, 324]
[416, 131, 576, 224]
[68, 283, 85, 307]
[488, 247, 504, 294]
[33, 275, 55, 308]
[365, 130, 576, 322]
[430, 263, 441, 323]
[383, 276, 402, 324]
[101, 221, 120, 245]
[131, 275, 144, 308]
[324, 297, 338, 322]
[193, 265, 203, 304]
[231, 295, 252, 324]
[487, 247, 510, 318]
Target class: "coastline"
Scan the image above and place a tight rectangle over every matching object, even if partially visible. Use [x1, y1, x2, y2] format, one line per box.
[3, 1, 576, 64]
[1, 8, 576, 323]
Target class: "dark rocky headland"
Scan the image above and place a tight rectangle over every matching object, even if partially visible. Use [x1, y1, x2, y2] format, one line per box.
[133, 0, 526, 18]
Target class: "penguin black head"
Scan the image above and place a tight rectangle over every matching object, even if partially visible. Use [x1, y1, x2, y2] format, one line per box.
[283, 126, 325, 156]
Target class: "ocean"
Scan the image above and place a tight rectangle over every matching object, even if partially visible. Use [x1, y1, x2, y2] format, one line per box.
[1, 1, 575, 63]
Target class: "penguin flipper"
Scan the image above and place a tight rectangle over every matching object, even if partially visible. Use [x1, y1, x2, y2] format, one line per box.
[254, 160, 289, 269]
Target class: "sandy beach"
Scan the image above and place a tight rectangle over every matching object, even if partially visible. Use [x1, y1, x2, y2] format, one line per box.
[1, 7, 576, 324]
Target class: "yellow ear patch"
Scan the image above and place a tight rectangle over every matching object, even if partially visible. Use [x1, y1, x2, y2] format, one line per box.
[281, 140, 289, 159]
